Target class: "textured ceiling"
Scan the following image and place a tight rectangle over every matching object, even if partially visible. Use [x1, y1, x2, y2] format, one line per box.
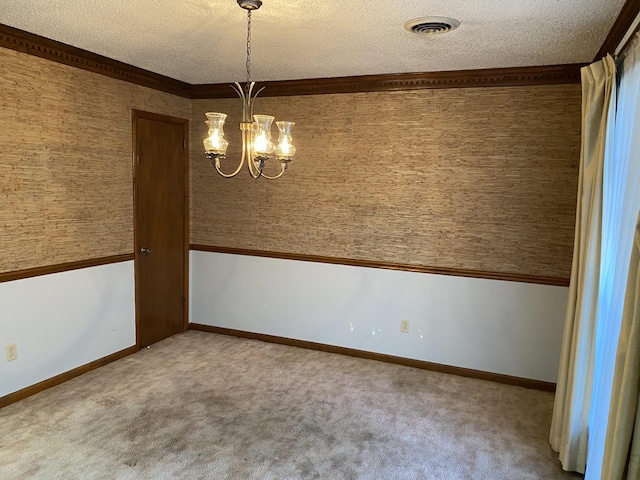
[0, 0, 627, 84]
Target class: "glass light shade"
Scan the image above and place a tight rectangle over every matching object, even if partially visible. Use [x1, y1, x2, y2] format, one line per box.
[203, 112, 229, 155]
[252, 114, 275, 156]
[275, 121, 296, 160]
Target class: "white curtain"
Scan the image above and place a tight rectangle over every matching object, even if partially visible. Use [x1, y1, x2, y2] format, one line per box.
[595, 34, 640, 480]
[550, 34, 640, 477]
[600, 213, 640, 479]
[550, 55, 616, 474]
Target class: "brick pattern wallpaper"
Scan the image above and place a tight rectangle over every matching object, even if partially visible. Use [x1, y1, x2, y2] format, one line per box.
[0, 44, 581, 279]
[0, 47, 190, 273]
[190, 85, 581, 279]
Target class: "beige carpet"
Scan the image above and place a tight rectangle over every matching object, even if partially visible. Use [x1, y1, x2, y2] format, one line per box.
[0, 330, 582, 479]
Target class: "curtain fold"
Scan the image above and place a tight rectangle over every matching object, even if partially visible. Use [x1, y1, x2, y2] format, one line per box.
[586, 34, 640, 479]
[601, 213, 640, 480]
[550, 55, 616, 473]
[599, 34, 640, 480]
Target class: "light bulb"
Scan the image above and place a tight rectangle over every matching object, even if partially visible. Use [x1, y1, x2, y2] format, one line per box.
[252, 115, 275, 157]
[203, 112, 229, 156]
[275, 121, 296, 161]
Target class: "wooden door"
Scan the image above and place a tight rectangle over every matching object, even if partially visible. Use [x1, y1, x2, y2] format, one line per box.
[133, 110, 189, 347]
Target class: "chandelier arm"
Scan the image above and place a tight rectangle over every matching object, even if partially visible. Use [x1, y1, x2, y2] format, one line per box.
[205, 1, 294, 181]
[250, 86, 265, 120]
[213, 156, 246, 178]
[244, 129, 262, 179]
[232, 82, 250, 122]
[232, 82, 246, 100]
[247, 157, 262, 178]
[259, 164, 287, 180]
[248, 163, 262, 179]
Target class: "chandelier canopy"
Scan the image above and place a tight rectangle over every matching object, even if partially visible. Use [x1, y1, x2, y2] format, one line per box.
[203, 0, 296, 179]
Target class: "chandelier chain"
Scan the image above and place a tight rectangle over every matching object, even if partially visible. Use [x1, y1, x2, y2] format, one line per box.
[203, 0, 295, 180]
[246, 10, 252, 89]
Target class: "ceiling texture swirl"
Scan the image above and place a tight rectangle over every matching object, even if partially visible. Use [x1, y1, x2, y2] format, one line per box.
[0, 0, 628, 84]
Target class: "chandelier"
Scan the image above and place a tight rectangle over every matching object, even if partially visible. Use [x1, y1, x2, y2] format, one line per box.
[203, 0, 296, 179]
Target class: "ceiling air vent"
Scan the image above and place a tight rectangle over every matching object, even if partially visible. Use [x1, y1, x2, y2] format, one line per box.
[404, 17, 460, 35]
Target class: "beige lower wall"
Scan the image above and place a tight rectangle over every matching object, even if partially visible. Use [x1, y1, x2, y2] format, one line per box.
[190, 84, 581, 279]
[0, 47, 190, 273]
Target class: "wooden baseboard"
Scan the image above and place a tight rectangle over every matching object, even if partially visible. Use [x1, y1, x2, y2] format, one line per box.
[0, 345, 138, 408]
[189, 323, 556, 392]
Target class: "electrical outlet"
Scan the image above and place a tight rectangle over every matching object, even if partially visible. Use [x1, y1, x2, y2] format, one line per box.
[400, 319, 410, 333]
[6, 343, 17, 362]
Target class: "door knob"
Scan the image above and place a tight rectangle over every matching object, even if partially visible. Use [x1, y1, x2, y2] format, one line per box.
[139, 247, 151, 255]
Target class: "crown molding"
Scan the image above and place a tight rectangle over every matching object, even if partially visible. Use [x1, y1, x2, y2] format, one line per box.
[191, 63, 584, 98]
[0, 23, 191, 98]
[1, 21, 583, 100]
[595, 0, 640, 59]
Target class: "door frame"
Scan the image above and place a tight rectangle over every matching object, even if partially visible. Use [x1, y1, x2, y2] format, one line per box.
[132, 109, 190, 349]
